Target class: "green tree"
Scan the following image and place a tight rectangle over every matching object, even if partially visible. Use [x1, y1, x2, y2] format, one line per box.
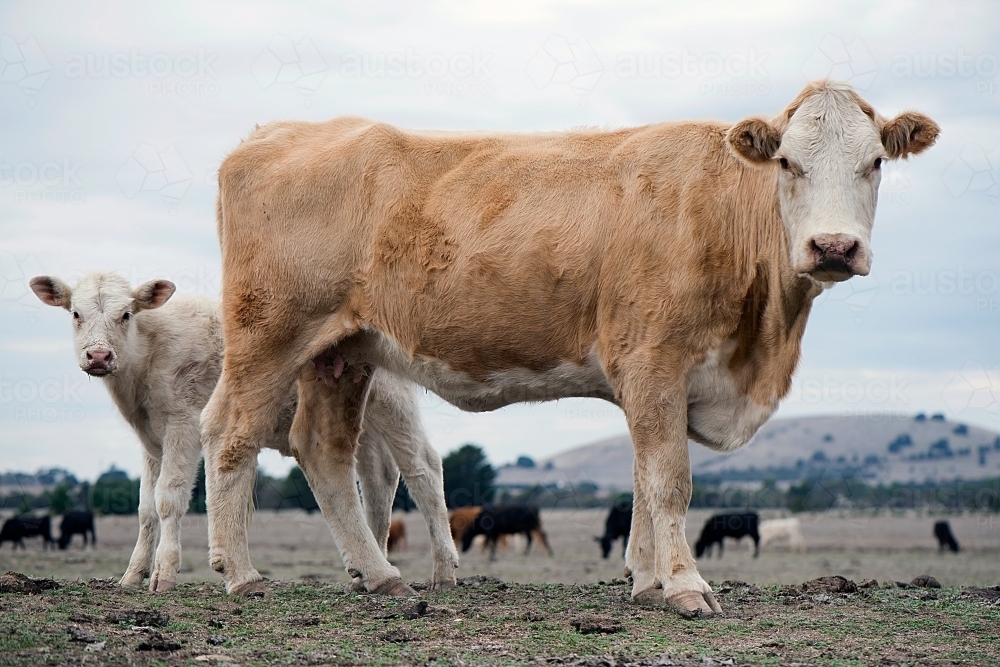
[442, 444, 496, 508]
[91, 476, 140, 515]
[48, 483, 74, 515]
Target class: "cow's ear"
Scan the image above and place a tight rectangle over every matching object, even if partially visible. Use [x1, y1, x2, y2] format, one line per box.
[882, 111, 940, 159]
[132, 279, 175, 311]
[726, 117, 782, 165]
[30, 276, 73, 309]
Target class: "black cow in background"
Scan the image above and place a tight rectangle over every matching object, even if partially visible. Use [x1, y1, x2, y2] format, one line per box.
[934, 520, 960, 553]
[695, 512, 760, 558]
[596, 501, 632, 559]
[0, 515, 54, 549]
[461, 505, 554, 560]
[59, 511, 97, 549]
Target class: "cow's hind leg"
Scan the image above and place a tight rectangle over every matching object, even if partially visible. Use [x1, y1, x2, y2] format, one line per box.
[203, 367, 287, 596]
[291, 365, 414, 596]
[354, 429, 399, 592]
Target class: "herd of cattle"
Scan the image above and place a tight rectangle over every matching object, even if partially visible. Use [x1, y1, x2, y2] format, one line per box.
[16, 80, 941, 617]
[2, 505, 962, 559]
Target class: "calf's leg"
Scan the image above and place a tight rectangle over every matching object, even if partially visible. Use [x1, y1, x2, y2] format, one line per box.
[364, 374, 459, 589]
[121, 448, 161, 588]
[149, 417, 203, 592]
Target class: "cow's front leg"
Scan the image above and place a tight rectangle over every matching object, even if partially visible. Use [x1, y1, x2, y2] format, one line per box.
[620, 374, 721, 618]
[149, 417, 202, 592]
[121, 447, 161, 588]
[292, 365, 414, 596]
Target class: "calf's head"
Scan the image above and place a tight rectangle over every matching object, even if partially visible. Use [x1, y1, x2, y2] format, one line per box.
[727, 80, 939, 282]
[30, 272, 175, 377]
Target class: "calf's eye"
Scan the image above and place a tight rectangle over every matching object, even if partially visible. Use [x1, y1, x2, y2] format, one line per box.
[873, 157, 882, 170]
[72, 311, 80, 320]
[779, 157, 789, 170]
[122, 312, 131, 323]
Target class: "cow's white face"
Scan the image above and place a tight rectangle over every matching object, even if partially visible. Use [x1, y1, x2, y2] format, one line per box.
[727, 81, 939, 283]
[30, 272, 175, 377]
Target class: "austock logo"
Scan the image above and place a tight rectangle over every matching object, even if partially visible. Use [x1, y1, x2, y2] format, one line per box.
[116, 143, 193, 203]
[252, 35, 327, 95]
[802, 35, 878, 90]
[0, 34, 51, 102]
[527, 35, 603, 98]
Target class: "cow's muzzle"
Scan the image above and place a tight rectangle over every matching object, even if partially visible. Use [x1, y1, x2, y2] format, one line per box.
[805, 233, 868, 282]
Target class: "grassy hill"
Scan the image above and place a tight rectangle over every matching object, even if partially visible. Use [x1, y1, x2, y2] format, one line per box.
[496, 414, 1000, 490]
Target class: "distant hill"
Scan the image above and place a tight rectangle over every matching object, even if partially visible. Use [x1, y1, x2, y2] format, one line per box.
[495, 414, 1000, 490]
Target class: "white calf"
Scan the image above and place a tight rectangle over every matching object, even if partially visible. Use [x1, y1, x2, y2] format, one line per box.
[758, 518, 806, 553]
[31, 271, 458, 592]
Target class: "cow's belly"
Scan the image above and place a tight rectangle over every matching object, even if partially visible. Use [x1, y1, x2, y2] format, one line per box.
[686, 346, 776, 452]
[370, 336, 616, 411]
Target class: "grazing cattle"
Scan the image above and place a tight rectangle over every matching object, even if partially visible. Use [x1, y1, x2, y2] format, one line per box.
[0, 515, 54, 549]
[596, 501, 632, 559]
[695, 513, 760, 559]
[460, 505, 553, 560]
[201, 80, 938, 616]
[758, 518, 805, 553]
[934, 520, 960, 553]
[448, 506, 483, 543]
[387, 518, 407, 552]
[58, 511, 96, 549]
[31, 272, 458, 594]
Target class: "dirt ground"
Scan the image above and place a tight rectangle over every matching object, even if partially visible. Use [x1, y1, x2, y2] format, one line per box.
[2, 509, 999, 665]
[2, 508, 998, 590]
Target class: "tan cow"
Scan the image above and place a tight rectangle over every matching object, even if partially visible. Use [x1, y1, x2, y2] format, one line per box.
[201, 80, 938, 616]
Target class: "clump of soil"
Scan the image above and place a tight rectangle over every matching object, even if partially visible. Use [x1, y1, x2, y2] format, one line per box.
[135, 630, 182, 652]
[66, 626, 99, 643]
[571, 616, 622, 635]
[105, 609, 170, 627]
[909, 575, 941, 589]
[0, 571, 60, 594]
[379, 628, 416, 643]
[958, 585, 1000, 602]
[797, 576, 858, 594]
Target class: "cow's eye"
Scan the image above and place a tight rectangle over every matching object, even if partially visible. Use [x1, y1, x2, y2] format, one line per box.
[122, 312, 131, 323]
[72, 311, 80, 320]
[779, 157, 789, 170]
[872, 157, 882, 170]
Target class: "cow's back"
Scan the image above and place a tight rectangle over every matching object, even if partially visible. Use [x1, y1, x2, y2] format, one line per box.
[218, 118, 775, 397]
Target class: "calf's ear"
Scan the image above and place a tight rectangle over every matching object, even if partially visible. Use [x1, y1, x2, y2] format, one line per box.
[132, 279, 176, 311]
[882, 111, 940, 159]
[30, 276, 73, 309]
[726, 117, 782, 165]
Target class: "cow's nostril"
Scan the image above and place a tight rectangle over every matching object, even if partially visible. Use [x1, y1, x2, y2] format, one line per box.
[844, 241, 858, 261]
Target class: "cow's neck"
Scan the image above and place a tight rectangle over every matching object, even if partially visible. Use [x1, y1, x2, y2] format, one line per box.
[725, 170, 822, 409]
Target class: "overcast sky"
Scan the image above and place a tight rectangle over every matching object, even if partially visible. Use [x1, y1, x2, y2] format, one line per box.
[1, 0, 998, 481]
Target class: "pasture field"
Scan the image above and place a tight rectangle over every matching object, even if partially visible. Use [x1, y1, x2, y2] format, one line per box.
[1, 509, 998, 665]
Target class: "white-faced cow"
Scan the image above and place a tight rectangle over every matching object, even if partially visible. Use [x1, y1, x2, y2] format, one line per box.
[30, 271, 458, 593]
[202, 80, 938, 616]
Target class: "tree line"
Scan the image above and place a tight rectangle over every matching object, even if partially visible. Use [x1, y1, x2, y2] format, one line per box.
[3, 445, 999, 516]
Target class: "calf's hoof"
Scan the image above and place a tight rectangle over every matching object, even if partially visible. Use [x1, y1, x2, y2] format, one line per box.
[370, 577, 417, 597]
[665, 590, 722, 619]
[431, 577, 456, 591]
[230, 579, 269, 598]
[149, 573, 176, 593]
[119, 572, 145, 589]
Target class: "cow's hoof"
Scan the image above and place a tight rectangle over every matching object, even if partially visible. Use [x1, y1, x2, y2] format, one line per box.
[665, 590, 722, 619]
[230, 579, 269, 598]
[370, 577, 417, 597]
